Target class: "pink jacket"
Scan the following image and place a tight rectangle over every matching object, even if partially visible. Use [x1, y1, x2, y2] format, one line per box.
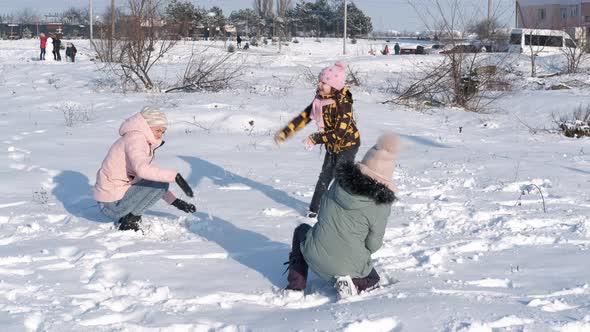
[93, 113, 177, 204]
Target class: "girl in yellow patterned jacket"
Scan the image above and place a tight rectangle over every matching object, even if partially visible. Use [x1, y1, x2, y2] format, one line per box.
[275, 61, 361, 218]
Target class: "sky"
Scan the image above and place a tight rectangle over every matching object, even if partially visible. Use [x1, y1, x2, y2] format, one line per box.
[0, 0, 516, 32]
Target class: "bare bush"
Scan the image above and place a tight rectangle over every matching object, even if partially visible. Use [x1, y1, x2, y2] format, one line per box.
[562, 45, 588, 74]
[390, 54, 511, 112]
[400, 0, 511, 112]
[165, 46, 244, 93]
[92, 0, 177, 91]
[298, 66, 318, 87]
[56, 102, 94, 127]
[346, 65, 365, 87]
[555, 105, 590, 138]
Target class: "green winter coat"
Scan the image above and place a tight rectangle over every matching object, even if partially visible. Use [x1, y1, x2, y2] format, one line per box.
[300, 161, 396, 282]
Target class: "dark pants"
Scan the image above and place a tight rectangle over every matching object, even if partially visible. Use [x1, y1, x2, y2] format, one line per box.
[40, 48, 46, 60]
[54, 50, 61, 61]
[287, 224, 312, 290]
[286, 223, 380, 292]
[309, 147, 358, 213]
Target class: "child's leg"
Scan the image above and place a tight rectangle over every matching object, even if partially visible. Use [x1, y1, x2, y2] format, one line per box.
[309, 147, 359, 213]
[309, 153, 335, 213]
[99, 180, 170, 221]
[352, 268, 380, 292]
[286, 223, 312, 290]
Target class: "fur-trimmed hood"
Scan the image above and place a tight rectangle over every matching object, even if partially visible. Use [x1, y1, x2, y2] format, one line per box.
[336, 161, 397, 205]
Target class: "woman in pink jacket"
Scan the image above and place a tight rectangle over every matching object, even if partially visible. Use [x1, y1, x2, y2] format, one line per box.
[94, 106, 195, 231]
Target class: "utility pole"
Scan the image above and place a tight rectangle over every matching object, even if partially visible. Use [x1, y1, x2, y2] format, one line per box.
[278, 17, 283, 53]
[487, 0, 492, 37]
[89, 0, 93, 41]
[343, 0, 347, 55]
[111, 0, 115, 37]
[514, 0, 522, 29]
[109, 0, 115, 61]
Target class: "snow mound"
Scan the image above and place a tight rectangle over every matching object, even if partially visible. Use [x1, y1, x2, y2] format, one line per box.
[343, 317, 399, 332]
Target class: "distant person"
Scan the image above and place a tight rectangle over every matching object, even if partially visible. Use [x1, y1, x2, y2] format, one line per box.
[52, 35, 62, 61]
[65, 42, 77, 62]
[394, 43, 400, 55]
[243, 42, 249, 50]
[39, 33, 48, 60]
[381, 44, 389, 55]
[237, 35, 242, 49]
[93, 106, 196, 232]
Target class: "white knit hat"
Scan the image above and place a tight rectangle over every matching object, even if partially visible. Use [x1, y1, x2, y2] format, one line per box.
[140, 106, 168, 128]
[358, 133, 401, 192]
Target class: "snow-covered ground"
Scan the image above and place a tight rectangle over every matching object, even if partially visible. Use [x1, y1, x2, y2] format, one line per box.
[0, 38, 589, 331]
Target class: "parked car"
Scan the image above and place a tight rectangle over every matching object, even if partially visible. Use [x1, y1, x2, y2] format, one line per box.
[440, 44, 481, 54]
[424, 44, 445, 54]
[400, 47, 416, 54]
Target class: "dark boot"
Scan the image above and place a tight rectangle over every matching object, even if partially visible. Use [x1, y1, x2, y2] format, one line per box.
[285, 252, 308, 291]
[284, 224, 312, 290]
[352, 268, 381, 293]
[118, 213, 142, 232]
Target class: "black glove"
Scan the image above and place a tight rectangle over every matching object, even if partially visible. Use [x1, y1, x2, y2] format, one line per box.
[172, 199, 196, 213]
[175, 173, 193, 197]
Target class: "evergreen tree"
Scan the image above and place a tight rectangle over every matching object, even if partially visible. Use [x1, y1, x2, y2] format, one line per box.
[166, 0, 197, 23]
[229, 8, 260, 35]
[335, 1, 372, 37]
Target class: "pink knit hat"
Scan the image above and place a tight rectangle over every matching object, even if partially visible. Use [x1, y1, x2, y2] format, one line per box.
[319, 61, 347, 91]
[358, 133, 401, 192]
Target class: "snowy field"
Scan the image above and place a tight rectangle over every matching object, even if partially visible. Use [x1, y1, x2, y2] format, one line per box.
[0, 38, 589, 331]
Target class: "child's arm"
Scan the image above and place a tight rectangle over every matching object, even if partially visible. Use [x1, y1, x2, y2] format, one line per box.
[274, 104, 312, 144]
[365, 210, 390, 253]
[365, 225, 385, 253]
[310, 100, 353, 145]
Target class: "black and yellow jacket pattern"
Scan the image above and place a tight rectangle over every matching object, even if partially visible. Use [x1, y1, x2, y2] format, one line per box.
[275, 87, 360, 154]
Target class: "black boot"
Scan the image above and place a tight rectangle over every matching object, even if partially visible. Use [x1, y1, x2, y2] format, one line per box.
[284, 252, 308, 291]
[118, 213, 142, 231]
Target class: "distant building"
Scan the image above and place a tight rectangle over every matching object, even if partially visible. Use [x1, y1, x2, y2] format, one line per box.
[517, 0, 590, 42]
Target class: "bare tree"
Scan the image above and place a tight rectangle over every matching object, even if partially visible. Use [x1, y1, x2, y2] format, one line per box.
[61, 7, 88, 25]
[402, 0, 512, 111]
[254, 0, 274, 18]
[562, 43, 587, 74]
[409, 0, 474, 106]
[16, 8, 39, 24]
[276, 0, 292, 17]
[93, 0, 177, 91]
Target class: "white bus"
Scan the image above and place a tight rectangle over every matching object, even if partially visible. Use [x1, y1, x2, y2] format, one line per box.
[508, 28, 576, 54]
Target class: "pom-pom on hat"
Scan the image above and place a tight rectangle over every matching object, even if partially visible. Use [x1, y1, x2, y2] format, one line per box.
[319, 61, 347, 91]
[358, 132, 401, 192]
[140, 106, 168, 128]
